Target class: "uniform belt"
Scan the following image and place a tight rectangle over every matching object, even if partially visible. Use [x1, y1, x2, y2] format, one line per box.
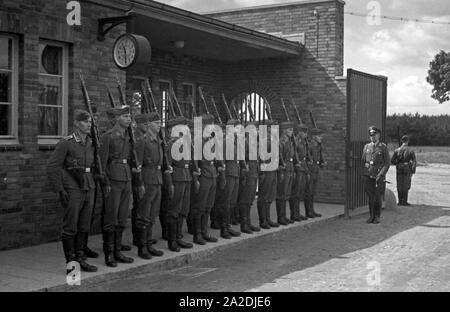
[144, 164, 161, 170]
[112, 159, 128, 164]
[286, 158, 293, 162]
[67, 167, 92, 173]
[401, 162, 410, 165]
[174, 163, 189, 169]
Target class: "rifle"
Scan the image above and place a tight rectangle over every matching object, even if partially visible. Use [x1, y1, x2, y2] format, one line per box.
[281, 98, 300, 170]
[210, 96, 223, 124]
[80, 72, 105, 226]
[209, 96, 226, 189]
[290, 96, 302, 124]
[106, 87, 116, 108]
[143, 80, 174, 196]
[198, 86, 211, 115]
[116, 75, 143, 190]
[222, 94, 234, 121]
[169, 88, 200, 194]
[308, 111, 325, 167]
[246, 95, 255, 122]
[289, 97, 312, 166]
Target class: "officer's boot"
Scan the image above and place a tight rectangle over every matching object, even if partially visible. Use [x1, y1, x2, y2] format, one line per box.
[75, 233, 98, 272]
[187, 212, 194, 235]
[397, 191, 403, 205]
[404, 192, 410, 206]
[210, 206, 221, 230]
[167, 219, 180, 252]
[247, 204, 260, 232]
[299, 200, 307, 221]
[283, 200, 293, 224]
[176, 217, 193, 249]
[289, 199, 301, 222]
[310, 197, 322, 217]
[372, 202, 381, 224]
[136, 227, 152, 260]
[366, 202, 374, 223]
[230, 206, 239, 225]
[62, 235, 77, 273]
[226, 210, 241, 237]
[266, 203, 279, 227]
[276, 200, 288, 226]
[193, 215, 206, 245]
[131, 206, 138, 247]
[82, 233, 99, 259]
[160, 215, 168, 241]
[257, 202, 270, 229]
[304, 198, 315, 219]
[201, 214, 218, 242]
[114, 228, 134, 263]
[102, 231, 117, 267]
[239, 204, 253, 234]
[146, 224, 163, 256]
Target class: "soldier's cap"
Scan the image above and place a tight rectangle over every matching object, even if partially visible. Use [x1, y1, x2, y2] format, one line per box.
[113, 106, 131, 117]
[296, 122, 308, 131]
[74, 109, 91, 122]
[368, 126, 381, 136]
[245, 120, 258, 127]
[310, 127, 324, 135]
[227, 119, 240, 126]
[135, 112, 160, 124]
[202, 114, 215, 125]
[401, 135, 409, 142]
[280, 121, 295, 130]
[166, 116, 187, 128]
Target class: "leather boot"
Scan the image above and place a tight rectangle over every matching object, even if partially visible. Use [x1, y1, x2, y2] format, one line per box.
[227, 224, 241, 237]
[210, 207, 221, 229]
[62, 236, 76, 263]
[276, 201, 288, 226]
[247, 204, 260, 232]
[397, 191, 403, 205]
[404, 192, 410, 206]
[310, 198, 322, 217]
[266, 203, 279, 227]
[102, 231, 117, 267]
[75, 232, 98, 272]
[220, 226, 231, 239]
[366, 202, 374, 223]
[372, 202, 381, 224]
[193, 216, 206, 245]
[201, 214, 218, 242]
[167, 219, 180, 252]
[304, 198, 315, 218]
[257, 202, 270, 229]
[160, 215, 168, 241]
[146, 224, 163, 256]
[230, 207, 239, 225]
[234, 205, 241, 225]
[136, 228, 152, 260]
[187, 213, 194, 235]
[289, 199, 302, 222]
[176, 217, 193, 249]
[131, 205, 137, 247]
[239, 204, 253, 234]
[82, 233, 99, 259]
[114, 228, 134, 263]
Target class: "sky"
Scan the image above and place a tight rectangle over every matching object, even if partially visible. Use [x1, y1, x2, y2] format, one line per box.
[156, 0, 450, 116]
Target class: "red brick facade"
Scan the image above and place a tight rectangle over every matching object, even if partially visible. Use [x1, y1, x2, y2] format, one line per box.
[0, 0, 347, 250]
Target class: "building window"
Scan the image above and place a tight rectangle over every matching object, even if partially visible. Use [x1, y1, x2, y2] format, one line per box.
[181, 83, 196, 118]
[37, 40, 69, 144]
[159, 80, 172, 125]
[0, 34, 19, 144]
[231, 92, 268, 122]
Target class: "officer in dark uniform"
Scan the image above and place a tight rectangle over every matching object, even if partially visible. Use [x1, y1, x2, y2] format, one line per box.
[215, 119, 242, 239]
[47, 109, 98, 272]
[210, 123, 227, 230]
[99, 106, 141, 267]
[133, 113, 168, 259]
[163, 117, 199, 252]
[304, 127, 326, 218]
[257, 120, 279, 229]
[190, 114, 224, 244]
[362, 126, 390, 224]
[237, 121, 260, 234]
[289, 123, 309, 221]
[276, 121, 296, 225]
[391, 135, 416, 205]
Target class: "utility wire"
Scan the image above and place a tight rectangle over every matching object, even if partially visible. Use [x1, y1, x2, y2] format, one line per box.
[345, 11, 450, 25]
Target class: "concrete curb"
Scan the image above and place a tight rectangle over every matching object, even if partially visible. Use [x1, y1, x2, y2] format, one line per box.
[41, 207, 369, 292]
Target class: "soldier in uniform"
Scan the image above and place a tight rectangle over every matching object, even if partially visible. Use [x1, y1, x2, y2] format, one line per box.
[190, 114, 224, 244]
[276, 121, 296, 225]
[237, 121, 260, 234]
[99, 106, 142, 267]
[257, 120, 279, 229]
[391, 135, 416, 206]
[163, 117, 199, 252]
[289, 123, 309, 221]
[47, 109, 98, 272]
[304, 127, 326, 218]
[362, 126, 390, 224]
[215, 119, 242, 239]
[133, 113, 168, 259]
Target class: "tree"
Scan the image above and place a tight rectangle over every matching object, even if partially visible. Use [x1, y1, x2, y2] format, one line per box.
[427, 50, 450, 104]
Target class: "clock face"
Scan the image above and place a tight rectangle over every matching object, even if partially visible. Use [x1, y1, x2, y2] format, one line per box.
[113, 35, 137, 69]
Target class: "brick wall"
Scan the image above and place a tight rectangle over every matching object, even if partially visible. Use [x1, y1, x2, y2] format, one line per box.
[208, 0, 347, 204]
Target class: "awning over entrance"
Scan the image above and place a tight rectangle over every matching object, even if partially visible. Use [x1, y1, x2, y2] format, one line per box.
[125, 0, 303, 62]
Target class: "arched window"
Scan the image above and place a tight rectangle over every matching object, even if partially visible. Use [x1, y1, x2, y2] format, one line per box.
[231, 92, 269, 122]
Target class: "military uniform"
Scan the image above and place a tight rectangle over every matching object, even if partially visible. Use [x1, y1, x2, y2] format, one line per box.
[362, 126, 390, 224]
[391, 137, 416, 205]
[99, 108, 136, 266]
[289, 126, 309, 221]
[276, 122, 295, 226]
[47, 110, 97, 272]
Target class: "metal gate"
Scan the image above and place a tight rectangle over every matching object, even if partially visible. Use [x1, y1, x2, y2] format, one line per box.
[345, 69, 387, 217]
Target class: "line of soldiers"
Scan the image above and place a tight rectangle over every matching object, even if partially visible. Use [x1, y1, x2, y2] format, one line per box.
[47, 96, 327, 273]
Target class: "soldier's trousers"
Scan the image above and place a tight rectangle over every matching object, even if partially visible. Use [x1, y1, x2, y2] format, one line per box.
[257, 171, 277, 204]
[276, 170, 294, 201]
[103, 180, 132, 232]
[305, 170, 319, 201]
[136, 184, 161, 229]
[289, 171, 308, 218]
[364, 177, 385, 218]
[238, 176, 257, 205]
[62, 188, 95, 238]
[396, 173, 412, 192]
[191, 176, 217, 218]
[164, 181, 191, 221]
[215, 175, 239, 226]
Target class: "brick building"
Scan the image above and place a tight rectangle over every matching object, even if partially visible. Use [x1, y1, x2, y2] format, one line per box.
[0, 0, 350, 250]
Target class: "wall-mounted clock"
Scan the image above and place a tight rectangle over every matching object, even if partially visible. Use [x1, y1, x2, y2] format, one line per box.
[113, 33, 151, 70]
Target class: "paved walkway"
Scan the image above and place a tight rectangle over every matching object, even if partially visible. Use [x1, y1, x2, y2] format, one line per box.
[0, 202, 348, 292]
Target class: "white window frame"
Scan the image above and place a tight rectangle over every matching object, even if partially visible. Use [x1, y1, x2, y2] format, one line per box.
[159, 79, 172, 126]
[37, 40, 69, 146]
[0, 34, 19, 145]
